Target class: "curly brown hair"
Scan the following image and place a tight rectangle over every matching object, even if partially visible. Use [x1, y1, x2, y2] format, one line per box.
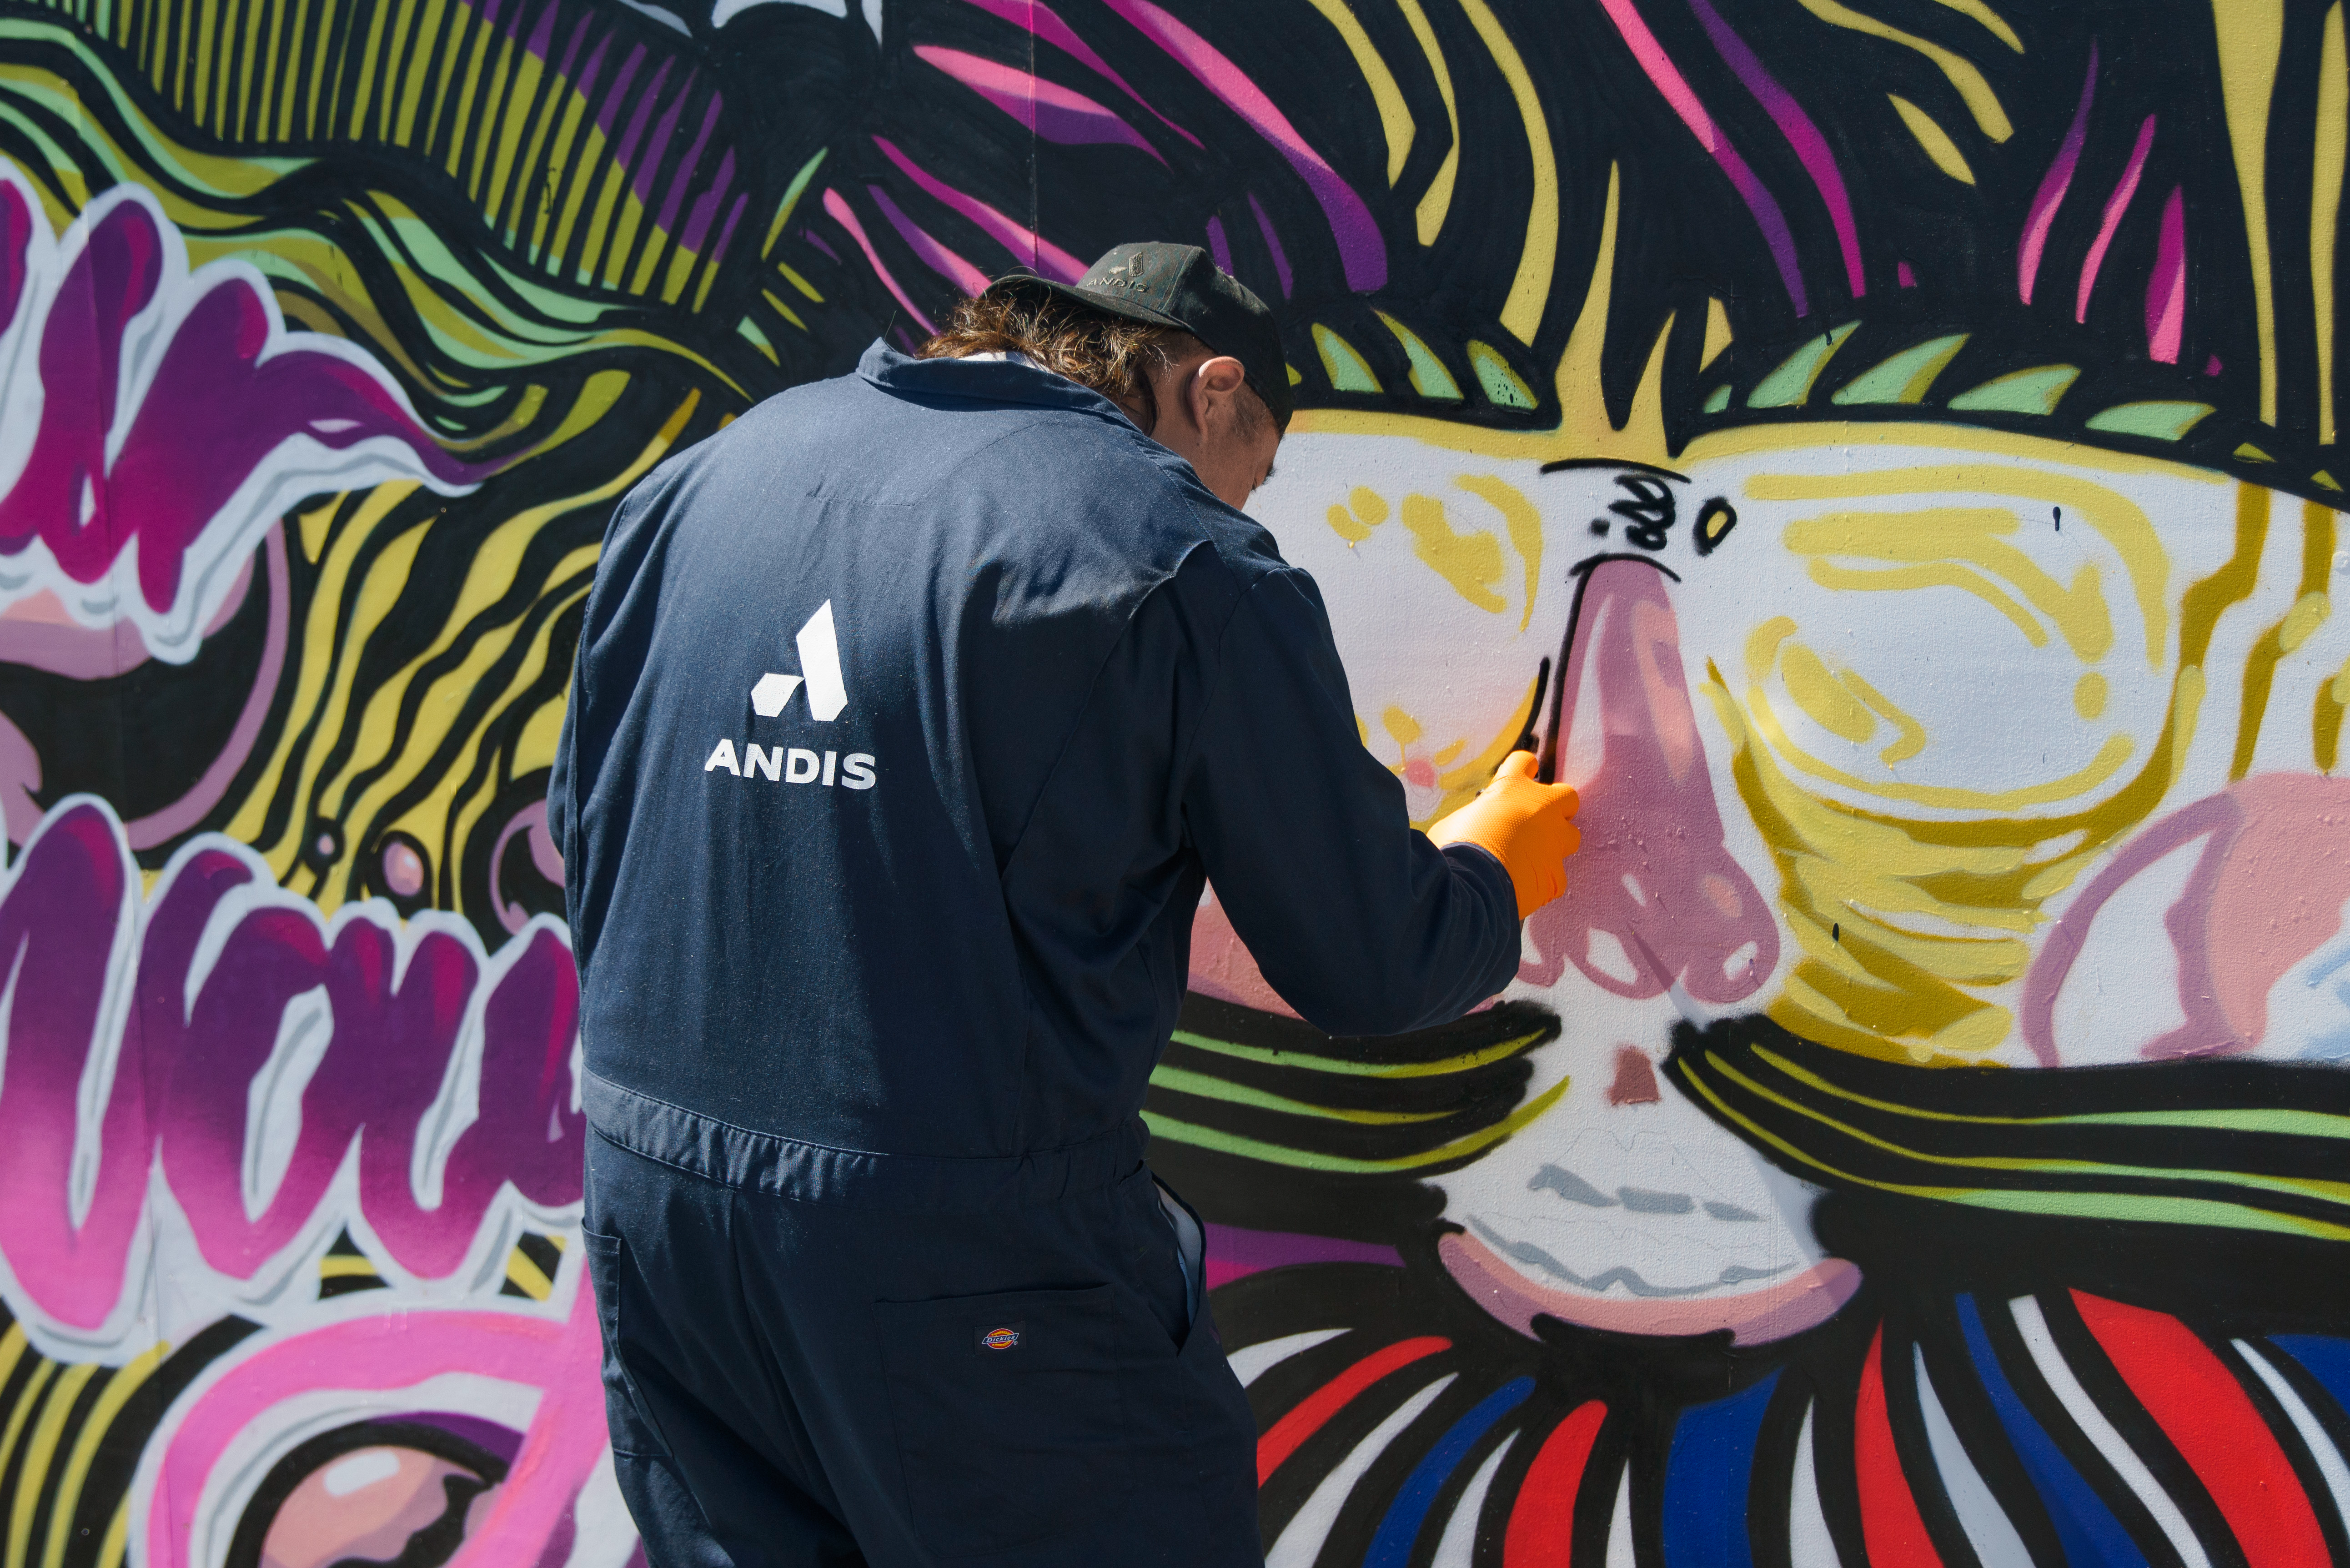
[919, 287, 1211, 436]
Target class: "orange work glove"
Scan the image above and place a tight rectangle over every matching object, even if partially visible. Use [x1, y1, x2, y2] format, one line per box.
[1427, 751, 1582, 917]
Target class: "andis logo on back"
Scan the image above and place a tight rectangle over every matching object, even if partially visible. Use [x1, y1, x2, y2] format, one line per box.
[703, 600, 877, 790]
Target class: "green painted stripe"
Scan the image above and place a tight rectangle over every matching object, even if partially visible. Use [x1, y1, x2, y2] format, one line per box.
[1831, 332, 1968, 405]
[1141, 1112, 1436, 1173]
[1717, 1057, 2350, 1197]
[1752, 1045, 2056, 1126]
[2082, 401, 2216, 440]
[1147, 1064, 1453, 1125]
[1671, 1063, 1976, 1201]
[2068, 1106, 2350, 1136]
[1946, 364, 2079, 415]
[1748, 322, 1857, 407]
[1468, 340, 1535, 408]
[1376, 311, 1462, 400]
[1949, 1187, 2350, 1243]
[1143, 1074, 1569, 1171]
[1710, 1057, 2218, 1184]
[0, 102, 84, 191]
[762, 148, 827, 258]
[1685, 1054, 2350, 1231]
[1757, 1046, 2350, 1141]
[0, 22, 308, 186]
[1314, 324, 1381, 393]
[737, 316, 777, 362]
[1167, 1027, 1547, 1079]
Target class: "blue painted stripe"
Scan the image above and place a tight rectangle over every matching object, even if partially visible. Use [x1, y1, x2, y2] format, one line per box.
[2272, 1336, 2350, 1420]
[1661, 1370, 1778, 1568]
[1364, 1376, 1535, 1568]
[1956, 1294, 2145, 1568]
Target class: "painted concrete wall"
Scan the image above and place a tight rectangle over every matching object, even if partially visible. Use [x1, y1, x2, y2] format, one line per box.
[1, 0, 2348, 1562]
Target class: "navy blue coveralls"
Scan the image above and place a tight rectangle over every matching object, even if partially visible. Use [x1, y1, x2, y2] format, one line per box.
[552, 343, 1521, 1567]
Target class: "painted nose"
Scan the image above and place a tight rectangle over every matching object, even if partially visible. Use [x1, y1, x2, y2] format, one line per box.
[1522, 558, 1777, 1005]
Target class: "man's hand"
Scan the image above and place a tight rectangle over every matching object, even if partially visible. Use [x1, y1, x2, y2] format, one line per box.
[1428, 751, 1582, 918]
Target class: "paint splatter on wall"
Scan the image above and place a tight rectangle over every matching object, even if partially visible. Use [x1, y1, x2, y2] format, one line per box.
[0, 0, 2346, 1562]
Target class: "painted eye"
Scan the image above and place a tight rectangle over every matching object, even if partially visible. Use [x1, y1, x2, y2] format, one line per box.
[226, 1419, 514, 1568]
[485, 796, 567, 935]
[377, 833, 428, 901]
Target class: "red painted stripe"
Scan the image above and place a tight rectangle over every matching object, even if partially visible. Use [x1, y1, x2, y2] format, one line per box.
[2072, 1290, 2329, 1568]
[1255, 1336, 1450, 1484]
[1502, 1400, 1606, 1567]
[1856, 1326, 1944, 1568]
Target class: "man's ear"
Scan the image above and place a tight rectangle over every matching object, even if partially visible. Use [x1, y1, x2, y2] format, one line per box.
[1191, 356, 1247, 427]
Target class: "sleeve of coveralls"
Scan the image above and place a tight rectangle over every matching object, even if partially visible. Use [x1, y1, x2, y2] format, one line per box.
[547, 683, 578, 871]
[1180, 567, 1523, 1036]
[547, 474, 663, 968]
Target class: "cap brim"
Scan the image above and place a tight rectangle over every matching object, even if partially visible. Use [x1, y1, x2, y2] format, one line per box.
[983, 271, 1195, 335]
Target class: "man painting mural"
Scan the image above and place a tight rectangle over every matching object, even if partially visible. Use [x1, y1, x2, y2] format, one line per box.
[550, 243, 1582, 1566]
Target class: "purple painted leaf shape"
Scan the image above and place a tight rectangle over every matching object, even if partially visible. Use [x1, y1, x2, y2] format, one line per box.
[956, 0, 1201, 146]
[0, 189, 486, 663]
[109, 280, 481, 613]
[873, 136, 1089, 280]
[1100, 0, 1386, 291]
[916, 45, 1165, 161]
[867, 183, 991, 295]
[0, 196, 165, 571]
[0, 178, 34, 338]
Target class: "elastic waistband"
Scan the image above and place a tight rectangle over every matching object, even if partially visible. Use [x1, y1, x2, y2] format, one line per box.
[582, 1070, 1148, 1211]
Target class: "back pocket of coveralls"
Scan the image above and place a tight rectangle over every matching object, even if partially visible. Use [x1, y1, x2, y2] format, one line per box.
[581, 1227, 668, 1458]
[874, 1284, 1135, 1556]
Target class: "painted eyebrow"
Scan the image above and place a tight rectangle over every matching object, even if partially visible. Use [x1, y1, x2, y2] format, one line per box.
[1539, 457, 1691, 483]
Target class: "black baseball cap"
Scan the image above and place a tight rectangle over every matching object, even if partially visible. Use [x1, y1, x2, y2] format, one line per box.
[984, 241, 1293, 430]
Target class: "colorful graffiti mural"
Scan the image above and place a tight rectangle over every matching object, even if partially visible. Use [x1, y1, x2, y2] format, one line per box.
[0, 0, 2347, 1562]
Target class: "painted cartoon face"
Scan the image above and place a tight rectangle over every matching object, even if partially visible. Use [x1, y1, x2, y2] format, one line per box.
[1206, 418, 2350, 1344]
[138, 1285, 619, 1568]
[233, 1420, 510, 1568]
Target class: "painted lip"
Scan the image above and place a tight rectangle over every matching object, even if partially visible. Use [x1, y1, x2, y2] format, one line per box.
[1438, 1228, 1862, 1346]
